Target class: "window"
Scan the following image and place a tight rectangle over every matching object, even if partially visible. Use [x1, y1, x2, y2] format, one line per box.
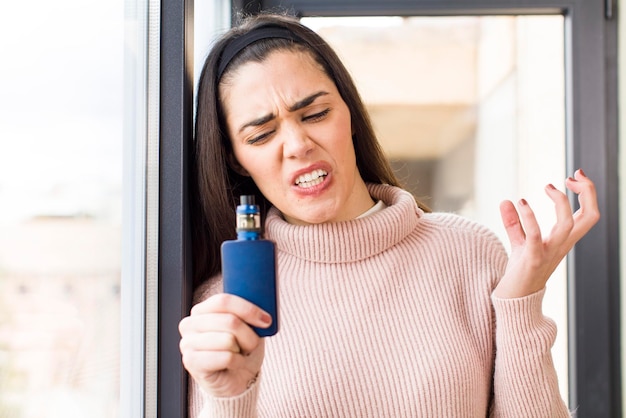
[250, 1, 621, 416]
[0, 0, 130, 416]
[303, 13, 569, 401]
[2, 1, 615, 417]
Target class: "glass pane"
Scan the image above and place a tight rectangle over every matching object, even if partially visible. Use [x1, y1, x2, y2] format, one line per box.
[303, 14, 567, 402]
[0, 1, 131, 416]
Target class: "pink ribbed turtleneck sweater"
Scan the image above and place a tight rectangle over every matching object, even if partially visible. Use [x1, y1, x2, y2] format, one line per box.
[189, 184, 570, 418]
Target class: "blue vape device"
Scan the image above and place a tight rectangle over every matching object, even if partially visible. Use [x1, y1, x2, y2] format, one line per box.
[221, 195, 278, 337]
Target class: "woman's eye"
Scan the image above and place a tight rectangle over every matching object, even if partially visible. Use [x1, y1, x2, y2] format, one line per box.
[247, 131, 273, 145]
[303, 108, 330, 122]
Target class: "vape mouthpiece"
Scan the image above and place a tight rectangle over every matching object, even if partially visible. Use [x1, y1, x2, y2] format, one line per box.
[240, 195, 255, 206]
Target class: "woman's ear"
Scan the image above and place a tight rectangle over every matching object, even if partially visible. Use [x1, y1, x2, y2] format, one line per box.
[227, 152, 250, 176]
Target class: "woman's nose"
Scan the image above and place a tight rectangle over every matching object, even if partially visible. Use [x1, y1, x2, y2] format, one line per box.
[282, 123, 313, 159]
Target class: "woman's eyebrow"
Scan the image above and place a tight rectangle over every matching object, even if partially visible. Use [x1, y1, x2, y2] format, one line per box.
[287, 91, 329, 112]
[237, 91, 330, 133]
[238, 113, 275, 133]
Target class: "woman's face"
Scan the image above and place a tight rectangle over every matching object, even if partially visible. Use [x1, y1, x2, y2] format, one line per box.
[220, 49, 373, 225]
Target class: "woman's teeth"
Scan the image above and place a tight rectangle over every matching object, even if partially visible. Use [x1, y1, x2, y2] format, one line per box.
[295, 169, 327, 188]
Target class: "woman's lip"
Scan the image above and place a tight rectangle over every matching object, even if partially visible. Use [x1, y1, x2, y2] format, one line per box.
[289, 162, 332, 186]
[291, 171, 331, 196]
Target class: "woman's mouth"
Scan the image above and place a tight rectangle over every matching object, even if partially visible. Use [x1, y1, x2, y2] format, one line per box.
[294, 169, 328, 188]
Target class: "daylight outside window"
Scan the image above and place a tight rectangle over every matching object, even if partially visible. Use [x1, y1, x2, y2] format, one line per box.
[0, 1, 134, 416]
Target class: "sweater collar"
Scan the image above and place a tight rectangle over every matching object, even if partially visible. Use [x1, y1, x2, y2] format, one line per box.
[264, 184, 423, 263]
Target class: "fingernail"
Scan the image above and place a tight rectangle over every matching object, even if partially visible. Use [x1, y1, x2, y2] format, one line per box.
[260, 312, 272, 325]
[519, 198, 528, 206]
[579, 168, 587, 177]
[546, 183, 556, 190]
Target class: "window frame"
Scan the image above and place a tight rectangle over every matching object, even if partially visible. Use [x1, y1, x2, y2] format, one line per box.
[154, 0, 620, 417]
[158, 0, 194, 417]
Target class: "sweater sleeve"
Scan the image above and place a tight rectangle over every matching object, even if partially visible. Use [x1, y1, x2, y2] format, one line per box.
[489, 289, 571, 418]
[188, 373, 261, 418]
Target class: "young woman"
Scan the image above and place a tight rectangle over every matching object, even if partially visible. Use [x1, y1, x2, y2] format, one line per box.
[179, 13, 598, 418]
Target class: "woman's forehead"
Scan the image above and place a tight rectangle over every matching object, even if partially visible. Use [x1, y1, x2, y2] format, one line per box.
[219, 49, 334, 110]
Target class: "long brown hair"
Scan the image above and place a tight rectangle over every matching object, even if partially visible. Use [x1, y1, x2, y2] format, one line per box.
[191, 12, 427, 288]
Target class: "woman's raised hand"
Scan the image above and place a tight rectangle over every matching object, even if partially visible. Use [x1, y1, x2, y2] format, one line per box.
[178, 293, 272, 397]
[494, 169, 600, 299]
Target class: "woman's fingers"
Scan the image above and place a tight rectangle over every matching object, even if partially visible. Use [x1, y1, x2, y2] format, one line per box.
[180, 312, 260, 354]
[179, 293, 268, 397]
[501, 170, 599, 251]
[516, 198, 542, 244]
[179, 294, 271, 353]
[500, 198, 542, 250]
[179, 293, 271, 359]
[180, 330, 241, 353]
[566, 169, 601, 237]
[499, 200, 525, 247]
[190, 293, 272, 329]
[543, 169, 599, 249]
[496, 170, 599, 299]
[182, 345, 247, 377]
[544, 183, 574, 246]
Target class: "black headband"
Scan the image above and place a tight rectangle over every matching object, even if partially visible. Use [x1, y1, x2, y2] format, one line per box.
[217, 25, 302, 80]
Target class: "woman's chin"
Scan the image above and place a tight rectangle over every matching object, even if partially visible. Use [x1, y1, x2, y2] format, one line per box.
[282, 207, 339, 226]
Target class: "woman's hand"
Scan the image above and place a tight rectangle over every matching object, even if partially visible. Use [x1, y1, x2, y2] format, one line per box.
[179, 293, 272, 397]
[494, 169, 600, 299]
